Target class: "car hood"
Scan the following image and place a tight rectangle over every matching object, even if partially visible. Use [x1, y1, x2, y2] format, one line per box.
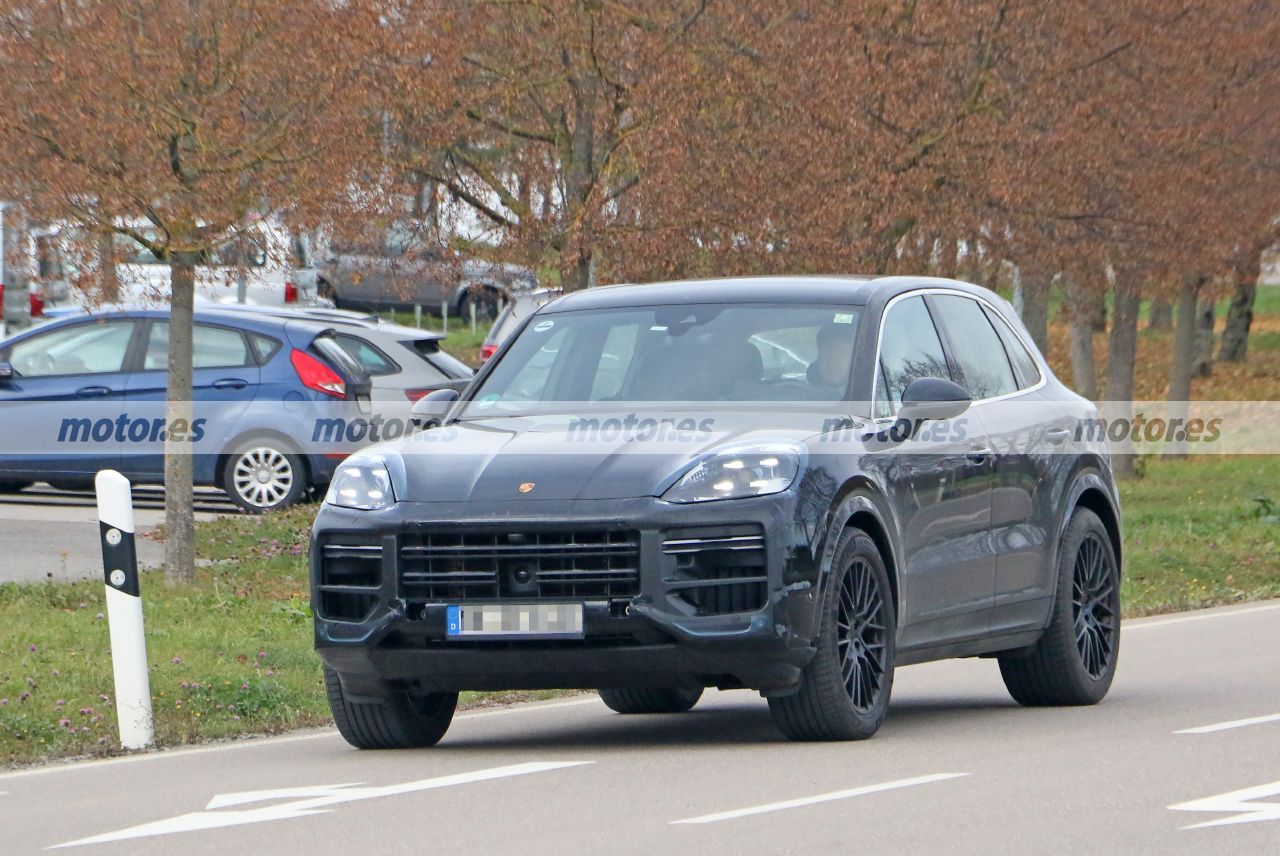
[380, 413, 829, 502]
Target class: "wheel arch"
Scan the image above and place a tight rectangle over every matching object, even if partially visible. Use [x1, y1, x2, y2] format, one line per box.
[1073, 485, 1122, 577]
[825, 478, 902, 619]
[450, 280, 503, 315]
[1056, 456, 1123, 576]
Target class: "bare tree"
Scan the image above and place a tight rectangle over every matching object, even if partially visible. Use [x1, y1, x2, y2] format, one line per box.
[0, 0, 383, 581]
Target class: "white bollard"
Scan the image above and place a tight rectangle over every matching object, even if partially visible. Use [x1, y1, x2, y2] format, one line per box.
[414, 303, 423, 328]
[95, 470, 155, 750]
[441, 300, 449, 333]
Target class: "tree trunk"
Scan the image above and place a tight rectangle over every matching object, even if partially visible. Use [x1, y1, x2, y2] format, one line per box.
[98, 231, 119, 303]
[1104, 276, 1140, 478]
[1166, 274, 1203, 459]
[1064, 280, 1097, 400]
[1192, 298, 1216, 378]
[1088, 287, 1108, 332]
[164, 257, 197, 584]
[1148, 297, 1173, 331]
[1014, 267, 1051, 355]
[1219, 259, 1259, 362]
[561, 250, 593, 292]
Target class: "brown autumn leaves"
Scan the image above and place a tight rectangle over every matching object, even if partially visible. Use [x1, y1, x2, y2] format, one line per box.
[1, 1, 1275, 302]
[0, 1, 1275, 580]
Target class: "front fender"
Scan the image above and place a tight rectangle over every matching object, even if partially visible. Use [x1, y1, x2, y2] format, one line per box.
[814, 480, 903, 630]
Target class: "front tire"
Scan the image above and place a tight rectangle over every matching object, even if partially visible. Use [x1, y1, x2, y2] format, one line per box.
[769, 528, 896, 741]
[598, 687, 703, 714]
[998, 507, 1120, 706]
[221, 443, 307, 513]
[325, 667, 457, 749]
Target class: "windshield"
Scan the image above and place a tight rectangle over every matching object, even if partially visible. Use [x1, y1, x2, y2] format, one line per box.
[463, 303, 861, 417]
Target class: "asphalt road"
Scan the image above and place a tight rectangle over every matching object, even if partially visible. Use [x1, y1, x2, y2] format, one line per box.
[0, 484, 234, 583]
[4, 601, 1279, 854]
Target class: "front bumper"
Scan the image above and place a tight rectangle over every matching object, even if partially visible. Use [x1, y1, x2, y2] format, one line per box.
[311, 495, 823, 696]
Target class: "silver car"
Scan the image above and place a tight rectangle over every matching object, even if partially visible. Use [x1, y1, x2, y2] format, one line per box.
[213, 305, 473, 409]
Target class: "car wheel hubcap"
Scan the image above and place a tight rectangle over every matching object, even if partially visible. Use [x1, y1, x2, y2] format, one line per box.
[1072, 533, 1117, 679]
[836, 557, 887, 712]
[233, 448, 293, 508]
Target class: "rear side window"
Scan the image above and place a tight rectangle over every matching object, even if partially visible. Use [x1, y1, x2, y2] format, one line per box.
[249, 333, 283, 365]
[981, 304, 1041, 389]
[143, 322, 253, 370]
[876, 296, 950, 410]
[310, 334, 366, 380]
[332, 333, 398, 377]
[929, 295, 1018, 400]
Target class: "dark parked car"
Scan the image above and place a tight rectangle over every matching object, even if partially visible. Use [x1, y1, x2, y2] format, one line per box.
[0, 308, 372, 512]
[316, 224, 537, 320]
[312, 276, 1122, 747]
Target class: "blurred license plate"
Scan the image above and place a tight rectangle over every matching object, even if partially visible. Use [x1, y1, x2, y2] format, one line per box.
[446, 603, 584, 639]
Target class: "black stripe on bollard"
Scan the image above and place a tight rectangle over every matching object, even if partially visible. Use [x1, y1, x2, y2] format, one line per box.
[99, 520, 140, 597]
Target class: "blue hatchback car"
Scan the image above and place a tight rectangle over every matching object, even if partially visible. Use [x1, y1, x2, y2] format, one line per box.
[0, 308, 372, 511]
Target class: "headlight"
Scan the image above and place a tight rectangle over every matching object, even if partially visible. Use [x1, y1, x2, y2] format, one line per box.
[325, 460, 396, 511]
[662, 445, 801, 503]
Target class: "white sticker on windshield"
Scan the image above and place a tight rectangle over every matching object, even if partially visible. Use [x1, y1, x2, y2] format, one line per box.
[534, 320, 554, 332]
[834, 313, 855, 324]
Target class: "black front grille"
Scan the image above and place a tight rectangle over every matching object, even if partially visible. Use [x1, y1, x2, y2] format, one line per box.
[399, 530, 640, 601]
[316, 536, 383, 622]
[663, 524, 768, 615]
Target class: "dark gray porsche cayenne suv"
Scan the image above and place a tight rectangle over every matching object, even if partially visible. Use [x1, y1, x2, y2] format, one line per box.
[312, 276, 1122, 746]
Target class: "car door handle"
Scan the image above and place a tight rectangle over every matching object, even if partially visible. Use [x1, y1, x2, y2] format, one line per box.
[1046, 427, 1071, 444]
[212, 378, 249, 390]
[965, 447, 994, 464]
[76, 385, 112, 398]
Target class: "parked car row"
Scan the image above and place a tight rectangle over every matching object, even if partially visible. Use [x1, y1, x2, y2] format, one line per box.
[2, 212, 542, 339]
[0, 302, 472, 512]
[313, 220, 538, 320]
[0, 250, 554, 512]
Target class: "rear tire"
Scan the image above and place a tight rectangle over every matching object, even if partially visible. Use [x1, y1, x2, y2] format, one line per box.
[998, 508, 1120, 706]
[325, 667, 457, 749]
[769, 528, 896, 741]
[220, 442, 307, 513]
[0, 480, 33, 493]
[598, 687, 703, 714]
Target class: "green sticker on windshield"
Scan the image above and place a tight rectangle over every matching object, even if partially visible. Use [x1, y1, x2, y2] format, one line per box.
[833, 313, 855, 324]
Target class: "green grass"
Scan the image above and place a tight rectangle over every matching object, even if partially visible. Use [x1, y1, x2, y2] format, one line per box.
[1119, 456, 1280, 616]
[0, 506, 568, 767]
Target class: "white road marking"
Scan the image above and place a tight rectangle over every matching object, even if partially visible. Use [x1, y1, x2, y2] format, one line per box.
[671, 773, 969, 825]
[0, 696, 601, 783]
[1169, 780, 1280, 829]
[1127, 602, 1280, 630]
[51, 761, 592, 848]
[1175, 712, 1280, 735]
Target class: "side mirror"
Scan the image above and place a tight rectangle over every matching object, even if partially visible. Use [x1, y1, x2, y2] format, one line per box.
[411, 388, 460, 430]
[898, 377, 971, 423]
[0, 362, 13, 385]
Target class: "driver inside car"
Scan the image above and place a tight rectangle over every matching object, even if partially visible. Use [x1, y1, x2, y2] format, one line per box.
[807, 322, 856, 398]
